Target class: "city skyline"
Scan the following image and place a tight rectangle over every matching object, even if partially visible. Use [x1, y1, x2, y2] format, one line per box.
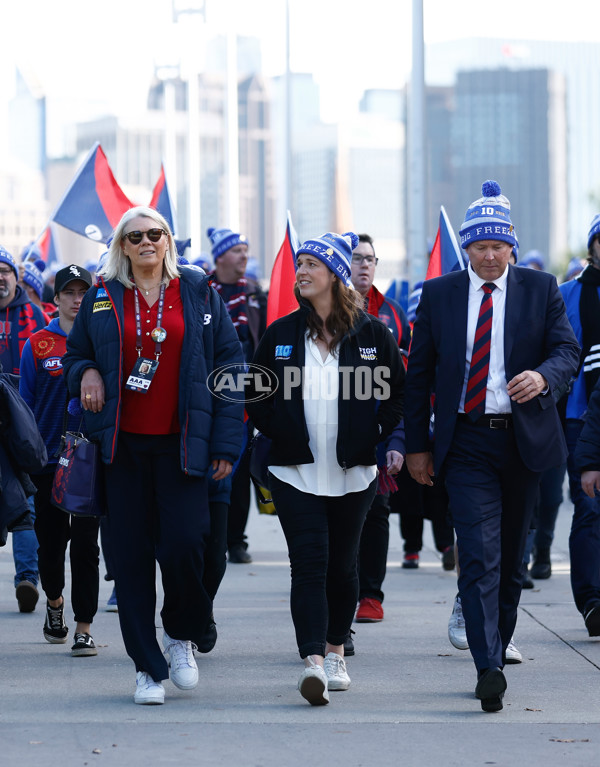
[1, 0, 597, 158]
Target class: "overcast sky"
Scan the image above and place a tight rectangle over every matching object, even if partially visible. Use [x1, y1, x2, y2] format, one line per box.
[0, 0, 597, 157]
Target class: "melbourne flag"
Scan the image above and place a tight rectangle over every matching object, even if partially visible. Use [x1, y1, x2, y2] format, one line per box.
[38, 222, 61, 269]
[149, 163, 177, 236]
[266, 211, 300, 326]
[51, 142, 133, 243]
[425, 205, 466, 281]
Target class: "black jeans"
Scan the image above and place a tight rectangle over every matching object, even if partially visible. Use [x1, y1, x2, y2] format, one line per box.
[270, 474, 376, 659]
[32, 472, 100, 624]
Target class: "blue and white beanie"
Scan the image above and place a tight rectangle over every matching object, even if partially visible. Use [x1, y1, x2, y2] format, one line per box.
[520, 249, 545, 270]
[0, 246, 18, 277]
[206, 227, 248, 260]
[587, 214, 600, 250]
[295, 232, 358, 288]
[23, 259, 46, 300]
[407, 281, 424, 324]
[566, 257, 584, 281]
[459, 180, 516, 249]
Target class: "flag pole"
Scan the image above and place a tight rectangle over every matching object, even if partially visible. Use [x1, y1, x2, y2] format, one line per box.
[407, 0, 427, 287]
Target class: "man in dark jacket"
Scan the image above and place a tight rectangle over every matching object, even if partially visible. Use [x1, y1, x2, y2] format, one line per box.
[0, 245, 46, 612]
[350, 234, 410, 625]
[207, 226, 267, 564]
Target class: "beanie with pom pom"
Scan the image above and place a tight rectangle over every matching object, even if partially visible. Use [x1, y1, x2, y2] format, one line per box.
[459, 180, 516, 249]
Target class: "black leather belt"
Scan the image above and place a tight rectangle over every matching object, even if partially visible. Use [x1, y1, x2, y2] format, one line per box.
[457, 413, 512, 429]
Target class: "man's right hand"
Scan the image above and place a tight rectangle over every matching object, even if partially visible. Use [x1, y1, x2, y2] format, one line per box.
[406, 451, 435, 486]
[581, 470, 600, 499]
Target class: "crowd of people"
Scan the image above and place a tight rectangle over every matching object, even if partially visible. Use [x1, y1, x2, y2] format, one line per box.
[1, 178, 598, 714]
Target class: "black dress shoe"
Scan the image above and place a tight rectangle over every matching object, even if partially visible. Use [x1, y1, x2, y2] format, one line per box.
[475, 668, 507, 712]
[530, 561, 551, 579]
[344, 629, 355, 657]
[197, 614, 217, 653]
[228, 544, 253, 564]
[522, 569, 534, 589]
[584, 603, 600, 637]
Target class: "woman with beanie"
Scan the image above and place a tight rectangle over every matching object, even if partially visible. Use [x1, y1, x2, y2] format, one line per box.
[246, 232, 404, 705]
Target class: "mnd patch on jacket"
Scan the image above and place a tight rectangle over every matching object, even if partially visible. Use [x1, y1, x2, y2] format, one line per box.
[358, 346, 377, 361]
[93, 301, 112, 313]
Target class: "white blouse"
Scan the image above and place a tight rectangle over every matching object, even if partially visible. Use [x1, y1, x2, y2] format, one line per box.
[269, 333, 377, 497]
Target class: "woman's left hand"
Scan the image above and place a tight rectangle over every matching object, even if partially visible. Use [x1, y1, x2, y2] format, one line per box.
[211, 459, 233, 481]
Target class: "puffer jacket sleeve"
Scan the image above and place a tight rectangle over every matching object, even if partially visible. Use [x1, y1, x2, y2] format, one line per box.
[62, 288, 101, 397]
[206, 287, 245, 464]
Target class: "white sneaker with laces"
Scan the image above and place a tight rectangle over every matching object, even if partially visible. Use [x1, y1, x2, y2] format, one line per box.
[163, 631, 199, 690]
[448, 594, 469, 650]
[505, 637, 523, 664]
[298, 662, 329, 705]
[323, 652, 351, 691]
[134, 671, 165, 705]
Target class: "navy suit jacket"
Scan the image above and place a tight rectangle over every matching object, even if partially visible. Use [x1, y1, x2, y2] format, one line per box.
[404, 265, 580, 475]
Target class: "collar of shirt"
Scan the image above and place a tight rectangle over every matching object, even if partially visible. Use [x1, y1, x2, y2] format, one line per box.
[467, 262, 510, 293]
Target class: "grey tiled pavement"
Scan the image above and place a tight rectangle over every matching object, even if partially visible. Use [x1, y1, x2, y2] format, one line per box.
[1, 492, 598, 766]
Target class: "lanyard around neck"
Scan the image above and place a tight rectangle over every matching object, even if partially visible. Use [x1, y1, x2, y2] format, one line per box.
[132, 282, 166, 360]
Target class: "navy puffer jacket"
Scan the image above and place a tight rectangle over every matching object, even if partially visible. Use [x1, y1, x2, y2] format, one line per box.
[63, 268, 244, 477]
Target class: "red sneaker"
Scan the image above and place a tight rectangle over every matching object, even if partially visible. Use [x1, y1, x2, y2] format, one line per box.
[402, 552, 420, 569]
[355, 597, 384, 623]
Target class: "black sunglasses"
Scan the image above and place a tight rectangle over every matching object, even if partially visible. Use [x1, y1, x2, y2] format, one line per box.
[122, 228, 166, 245]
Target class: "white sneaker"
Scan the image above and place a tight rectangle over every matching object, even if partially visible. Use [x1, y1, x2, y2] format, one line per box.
[323, 652, 351, 691]
[163, 631, 199, 690]
[448, 594, 469, 650]
[505, 637, 523, 664]
[298, 663, 329, 705]
[134, 671, 165, 705]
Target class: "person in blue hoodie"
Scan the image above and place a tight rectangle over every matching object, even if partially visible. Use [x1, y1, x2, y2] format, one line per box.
[0, 245, 46, 613]
[20, 265, 99, 657]
[557, 214, 600, 637]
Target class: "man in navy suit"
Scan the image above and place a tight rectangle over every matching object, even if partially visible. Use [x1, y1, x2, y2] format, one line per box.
[404, 181, 580, 712]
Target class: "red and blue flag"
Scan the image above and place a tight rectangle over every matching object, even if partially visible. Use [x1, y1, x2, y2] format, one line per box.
[425, 205, 466, 281]
[38, 222, 61, 269]
[149, 163, 177, 236]
[266, 211, 300, 326]
[51, 142, 133, 243]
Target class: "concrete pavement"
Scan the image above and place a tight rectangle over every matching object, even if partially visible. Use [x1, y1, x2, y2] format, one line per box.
[1, 495, 598, 767]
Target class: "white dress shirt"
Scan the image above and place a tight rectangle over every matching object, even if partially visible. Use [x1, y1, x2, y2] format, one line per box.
[459, 264, 512, 414]
[269, 333, 377, 496]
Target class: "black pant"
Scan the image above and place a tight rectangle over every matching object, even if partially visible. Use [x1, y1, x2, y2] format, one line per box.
[204, 501, 228, 602]
[390, 465, 454, 553]
[227, 422, 252, 550]
[32, 472, 100, 624]
[104, 432, 211, 682]
[271, 474, 376, 659]
[358, 493, 390, 603]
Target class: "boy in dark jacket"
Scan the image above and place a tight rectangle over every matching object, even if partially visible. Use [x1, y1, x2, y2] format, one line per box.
[20, 265, 100, 656]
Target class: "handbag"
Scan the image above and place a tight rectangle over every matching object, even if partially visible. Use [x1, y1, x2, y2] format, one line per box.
[249, 431, 272, 492]
[51, 425, 105, 518]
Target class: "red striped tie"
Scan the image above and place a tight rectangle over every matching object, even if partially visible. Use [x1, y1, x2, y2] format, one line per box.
[464, 282, 496, 421]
